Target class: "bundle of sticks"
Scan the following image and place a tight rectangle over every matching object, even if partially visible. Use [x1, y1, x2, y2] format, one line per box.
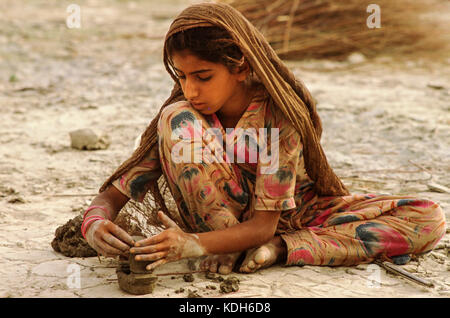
[219, 0, 448, 60]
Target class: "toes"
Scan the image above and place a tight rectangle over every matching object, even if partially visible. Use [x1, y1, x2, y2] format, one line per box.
[218, 258, 234, 275]
[247, 260, 256, 269]
[239, 259, 259, 273]
[209, 260, 218, 273]
[200, 258, 210, 271]
[218, 264, 232, 275]
[254, 247, 270, 265]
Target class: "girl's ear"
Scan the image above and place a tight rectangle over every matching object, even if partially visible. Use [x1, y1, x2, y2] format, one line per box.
[236, 58, 251, 82]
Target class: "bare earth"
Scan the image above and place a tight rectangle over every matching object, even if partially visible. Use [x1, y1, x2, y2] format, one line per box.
[0, 0, 449, 298]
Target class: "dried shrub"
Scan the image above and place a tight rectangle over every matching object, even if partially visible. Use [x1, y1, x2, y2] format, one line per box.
[219, 0, 449, 60]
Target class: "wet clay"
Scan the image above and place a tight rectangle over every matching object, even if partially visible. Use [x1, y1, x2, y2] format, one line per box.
[116, 236, 158, 295]
[51, 215, 97, 257]
[219, 276, 240, 293]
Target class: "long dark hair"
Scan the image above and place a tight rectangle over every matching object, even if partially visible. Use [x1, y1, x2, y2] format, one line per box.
[166, 26, 245, 73]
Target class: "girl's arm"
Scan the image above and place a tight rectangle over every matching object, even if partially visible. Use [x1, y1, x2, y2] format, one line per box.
[130, 209, 281, 270]
[86, 185, 129, 221]
[198, 209, 281, 254]
[84, 186, 135, 256]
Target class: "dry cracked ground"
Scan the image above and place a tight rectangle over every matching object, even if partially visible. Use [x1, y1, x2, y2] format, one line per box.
[0, 0, 449, 298]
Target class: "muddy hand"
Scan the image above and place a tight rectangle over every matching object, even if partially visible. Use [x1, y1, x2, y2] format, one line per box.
[130, 211, 206, 271]
[85, 219, 135, 258]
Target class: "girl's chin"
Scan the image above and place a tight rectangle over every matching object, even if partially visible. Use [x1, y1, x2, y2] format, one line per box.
[198, 106, 215, 114]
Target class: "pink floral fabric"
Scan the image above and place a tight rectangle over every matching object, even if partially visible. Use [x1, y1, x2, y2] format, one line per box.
[112, 92, 446, 266]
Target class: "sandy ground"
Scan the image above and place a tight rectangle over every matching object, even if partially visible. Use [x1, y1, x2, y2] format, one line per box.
[0, 0, 449, 298]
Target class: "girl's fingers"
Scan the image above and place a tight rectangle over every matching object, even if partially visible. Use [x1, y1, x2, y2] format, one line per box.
[134, 232, 165, 247]
[103, 232, 132, 253]
[130, 242, 167, 255]
[135, 251, 167, 262]
[96, 238, 123, 256]
[146, 259, 167, 271]
[108, 222, 135, 247]
[157, 211, 178, 229]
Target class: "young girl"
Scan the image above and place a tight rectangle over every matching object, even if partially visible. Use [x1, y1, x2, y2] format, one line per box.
[81, 3, 445, 275]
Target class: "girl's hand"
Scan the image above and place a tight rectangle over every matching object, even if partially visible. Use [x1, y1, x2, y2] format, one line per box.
[130, 211, 206, 271]
[85, 219, 135, 257]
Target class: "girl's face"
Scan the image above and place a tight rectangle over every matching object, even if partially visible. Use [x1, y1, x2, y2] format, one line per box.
[170, 49, 248, 120]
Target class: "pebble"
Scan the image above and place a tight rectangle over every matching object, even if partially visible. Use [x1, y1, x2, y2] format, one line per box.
[187, 289, 202, 298]
[183, 273, 194, 282]
[205, 272, 224, 282]
[347, 52, 366, 64]
[69, 128, 110, 150]
[219, 276, 240, 294]
[175, 288, 184, 294]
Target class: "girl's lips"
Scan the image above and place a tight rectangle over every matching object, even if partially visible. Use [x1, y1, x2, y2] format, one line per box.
[191, 102, 206, 108]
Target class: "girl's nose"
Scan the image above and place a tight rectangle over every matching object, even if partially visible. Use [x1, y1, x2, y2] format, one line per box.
[183, 78, 199, 100]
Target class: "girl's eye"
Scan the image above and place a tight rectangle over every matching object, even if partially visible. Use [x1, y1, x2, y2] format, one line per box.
[176, 74, 212, 82]
[197, 75, 212, 82]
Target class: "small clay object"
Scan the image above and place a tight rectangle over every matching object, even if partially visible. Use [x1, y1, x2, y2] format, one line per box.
[219, 276, 240, 293]
[129, 253, 153, 274]
[116, 236, 158, 295]
[129, 235, 153, 274]
[183, 273, 195, 282]
[187, 289, 202, 298]
[116, 268, 158, 295]
[205, 272, 224, 282]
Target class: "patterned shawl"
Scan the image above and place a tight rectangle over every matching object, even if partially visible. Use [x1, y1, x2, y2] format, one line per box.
[100, 2, 349, 216]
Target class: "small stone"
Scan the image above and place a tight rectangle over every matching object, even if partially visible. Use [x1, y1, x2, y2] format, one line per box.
[69, 128, 110, 151]
[205, 272, 224, 282]
[175, 288, 185, 294]
[347, 52, 366, 64]
[219, 276, 240, 294]
[187, 289, 202, 298]
[183, 273, 194, 282]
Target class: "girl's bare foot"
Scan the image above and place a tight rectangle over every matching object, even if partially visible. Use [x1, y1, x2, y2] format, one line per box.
[239, 236, 286, 273]
[200, 252, 242, 274]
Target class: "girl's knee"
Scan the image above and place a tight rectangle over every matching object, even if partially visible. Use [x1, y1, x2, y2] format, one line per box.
[158, 101, 200, 133]
[411, 200, 446, 252]
[420, 199, 445, 227]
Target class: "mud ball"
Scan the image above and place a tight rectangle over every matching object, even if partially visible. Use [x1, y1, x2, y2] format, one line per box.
[219, 276, 240, 293]
[183, 273, 195, 282]
[51, 215, 97, 257]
